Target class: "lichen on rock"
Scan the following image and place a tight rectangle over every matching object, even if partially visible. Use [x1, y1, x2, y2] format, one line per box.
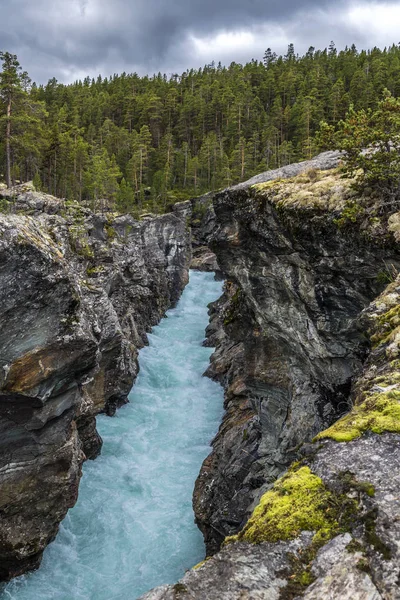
[253, 168, 356, 212]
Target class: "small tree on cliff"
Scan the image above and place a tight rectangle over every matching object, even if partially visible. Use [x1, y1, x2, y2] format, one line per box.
[321, 90, 400, 209]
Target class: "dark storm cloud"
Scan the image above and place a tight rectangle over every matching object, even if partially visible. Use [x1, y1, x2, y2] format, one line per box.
[0, 0, 396, 82]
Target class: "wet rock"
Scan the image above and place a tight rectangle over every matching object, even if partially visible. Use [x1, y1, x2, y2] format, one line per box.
[190, 246, 219, 272]
[0, 194, 191, 580]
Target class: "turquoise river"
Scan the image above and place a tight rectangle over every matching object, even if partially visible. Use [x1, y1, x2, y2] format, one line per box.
[1, 271, 224, 600]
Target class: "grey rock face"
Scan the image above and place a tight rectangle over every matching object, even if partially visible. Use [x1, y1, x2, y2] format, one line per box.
[310, 434, 400, 599]
[0, 196, 190, 580]
[231, 150, 342, 190]
[145, 432, 400, 600]
[190, 246, 219, 272]
[143, 156, 400, 599]
[301, 534, 383, 600]
[193, 161, 400, 554]
[173, 193, 220, 274]
[139, 534, 312, 600]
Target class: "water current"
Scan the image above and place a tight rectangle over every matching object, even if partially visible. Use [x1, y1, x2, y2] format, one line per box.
[1, 271, 224, 600]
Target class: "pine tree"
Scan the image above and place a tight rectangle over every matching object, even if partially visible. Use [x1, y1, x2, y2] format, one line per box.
[116, 177, 135, 213]
[0, 52, 24, 187]
[0, 52, 46, 187]
[1, 42, 400, 208]
[32, 171, 42, 191]
[337, 90, 400, 208]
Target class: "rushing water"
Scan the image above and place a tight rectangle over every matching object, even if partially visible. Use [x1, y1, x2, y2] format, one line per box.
[2, 271, 224, 600]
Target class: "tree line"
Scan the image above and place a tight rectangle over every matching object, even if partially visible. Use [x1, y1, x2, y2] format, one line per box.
[1, 42, 400, 213]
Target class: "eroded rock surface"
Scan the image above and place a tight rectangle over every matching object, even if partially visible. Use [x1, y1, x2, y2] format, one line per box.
[193, 162, 400, 555]
[139, 534, 313, 600]
[145, 273, 400, 600]
[173, 194, 220, 274]
[0, 193, 190, 579]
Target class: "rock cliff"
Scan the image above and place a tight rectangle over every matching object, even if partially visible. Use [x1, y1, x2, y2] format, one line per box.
[143, 153, 400, 599]
[173, 194, 220, 274]
[0, 189, 191, 580]
[143, 274, 400, 599]
[194, 158, 400, 554]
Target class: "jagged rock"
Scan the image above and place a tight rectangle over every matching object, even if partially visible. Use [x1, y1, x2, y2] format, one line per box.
[190, 246, 219, 272]
[301, 534, 383, 600]
[0, 192, 191, 580]
[0, 182, 64, 214]
[173, 193, 220, 274]
[154, 298, 400, 598]
[193, 158, 400, 555]
[139, 534, 313, 600]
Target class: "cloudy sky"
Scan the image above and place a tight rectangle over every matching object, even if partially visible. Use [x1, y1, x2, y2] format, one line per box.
[1, 0, 399, 84]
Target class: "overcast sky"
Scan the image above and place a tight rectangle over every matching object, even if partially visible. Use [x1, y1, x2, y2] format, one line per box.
[1, 0, 399, 84]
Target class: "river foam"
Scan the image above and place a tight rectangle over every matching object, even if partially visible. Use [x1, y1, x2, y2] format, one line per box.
[2, 271, 224, 600]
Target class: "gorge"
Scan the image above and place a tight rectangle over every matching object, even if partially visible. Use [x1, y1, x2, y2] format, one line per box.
[0, 150, 400, 599]
[1, 271, 224, 599]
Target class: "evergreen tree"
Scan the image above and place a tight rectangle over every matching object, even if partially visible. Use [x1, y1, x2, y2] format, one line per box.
[116, 177, 135, 213]
[2, 43, 400, 211]
[336, 90, 400, 208]
[0, 51, 46, 187]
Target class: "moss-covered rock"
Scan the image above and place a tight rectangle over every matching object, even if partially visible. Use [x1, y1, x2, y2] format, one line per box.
[225, 466, 354, 546]
[316, 390, 400, 442]
[253, 169, 356, 212]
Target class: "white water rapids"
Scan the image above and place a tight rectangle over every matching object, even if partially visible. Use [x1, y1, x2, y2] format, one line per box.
[1, 271, 224, 600]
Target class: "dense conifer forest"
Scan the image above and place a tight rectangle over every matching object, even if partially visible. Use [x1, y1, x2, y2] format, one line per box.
[1, 42, 400, 213]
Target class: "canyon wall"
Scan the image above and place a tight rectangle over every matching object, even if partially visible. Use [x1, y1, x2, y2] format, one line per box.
[143, 153, 400, 599]
[0, 188, 191, 580]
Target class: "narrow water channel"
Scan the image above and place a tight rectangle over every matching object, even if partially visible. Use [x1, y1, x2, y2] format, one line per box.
[2, 271, 224, 600]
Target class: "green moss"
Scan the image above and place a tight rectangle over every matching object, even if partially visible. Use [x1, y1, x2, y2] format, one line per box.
[298, 570, 315, 586]
[339, 472, 375, 497]
[346, 538, 364, 553]
[223, 289, 243, 326]
[76, 242, 94, 259]
[86, 265, 104, 277]
[225, 466, 353, 546]
[356, 558, 371, 573]
[0, 198, 9, 213]
[315, 390, 400, 443]
[371, 304, 400, 347]
[192, 557, 211, 570]
[334, 200, 364, 228]
[374, 372, 400, 386]
[105, 223, 116, 241]
[224, 466, 360, 599]
[253, 178, 286, 193]
[173, 583, 188, 595]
